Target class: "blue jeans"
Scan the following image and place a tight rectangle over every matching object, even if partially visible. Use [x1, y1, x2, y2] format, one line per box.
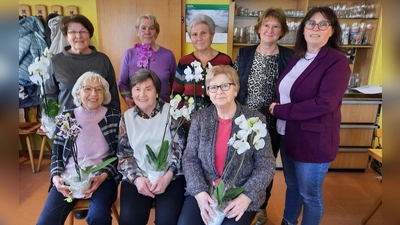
[119, 175, 186, 225]
[280, 135, 330, 225]
[37, 178, 118, 225]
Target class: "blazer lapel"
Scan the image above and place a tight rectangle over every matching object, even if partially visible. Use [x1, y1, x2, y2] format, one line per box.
[289, 46, 330, 98]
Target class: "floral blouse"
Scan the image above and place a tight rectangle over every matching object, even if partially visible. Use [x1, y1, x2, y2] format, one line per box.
[116, 100, 186, 184]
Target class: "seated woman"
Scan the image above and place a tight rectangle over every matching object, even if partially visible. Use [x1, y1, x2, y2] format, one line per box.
[117, 69, 186, 225]
[37, 71, 121, 225]
[178, 65, 276, 225]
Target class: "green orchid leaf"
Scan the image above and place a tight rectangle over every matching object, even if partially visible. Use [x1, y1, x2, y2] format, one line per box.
[214, 181, 225, 206]
[146, 144, 157, 162]
[223, 187, 245, 201]
[88, 157, 117, 174]
[82, 165, 94, 174]
[156, 140, 170, 170]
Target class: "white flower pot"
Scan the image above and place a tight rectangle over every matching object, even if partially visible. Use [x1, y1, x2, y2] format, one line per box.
[147, 170, 165, 185]
[41, 115, 56, 139]
[208, 202, 226, 225]
[61, 172, 93, 199]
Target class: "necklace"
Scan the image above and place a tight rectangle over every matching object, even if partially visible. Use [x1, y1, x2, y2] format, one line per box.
[257, 44, 278, 55]
[304, 56, 316, 61]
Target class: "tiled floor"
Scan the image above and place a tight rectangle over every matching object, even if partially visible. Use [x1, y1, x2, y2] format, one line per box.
[19, 154, 382, 225]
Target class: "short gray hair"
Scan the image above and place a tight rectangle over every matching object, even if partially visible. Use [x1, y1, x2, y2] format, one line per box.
[71, 71, 112, 106]
[187, 14, 215, 35]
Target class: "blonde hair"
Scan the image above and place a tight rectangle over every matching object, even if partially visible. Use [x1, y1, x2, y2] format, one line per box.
[205, 65, 240, 94]
[135, 14, 160, 34]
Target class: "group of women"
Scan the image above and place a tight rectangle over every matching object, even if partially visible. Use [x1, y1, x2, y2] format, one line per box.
[37, 5, 350, 225]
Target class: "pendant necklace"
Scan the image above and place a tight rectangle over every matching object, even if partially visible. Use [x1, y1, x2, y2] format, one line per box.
[304, 56, 316, 61]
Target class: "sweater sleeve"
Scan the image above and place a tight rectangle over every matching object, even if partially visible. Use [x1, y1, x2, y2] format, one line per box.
[118, 49, 132, 98]
[182, 112, 211, 195]
[104, 57, 120, 112]
[45, 59, 60, 103]
[116, 115, 143, 184]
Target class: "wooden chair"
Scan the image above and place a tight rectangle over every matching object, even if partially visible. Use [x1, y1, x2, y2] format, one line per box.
[362, 128, 382, 225]
[19, 107, 41, 173]
[66, 199, 119, 225]
[36, 128, 53, 172]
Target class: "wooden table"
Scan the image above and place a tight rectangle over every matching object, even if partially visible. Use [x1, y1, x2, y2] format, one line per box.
[362, 149, 382, 224]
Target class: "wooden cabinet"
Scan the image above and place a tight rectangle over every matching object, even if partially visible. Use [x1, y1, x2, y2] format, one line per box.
[227, 0, 381, 86]
[330, 93, 382, 169]
[228, 0, 381, 169]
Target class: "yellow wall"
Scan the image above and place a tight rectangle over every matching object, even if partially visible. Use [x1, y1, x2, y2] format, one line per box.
[369, 12, 382, 86]
[19, 0, 100, 49]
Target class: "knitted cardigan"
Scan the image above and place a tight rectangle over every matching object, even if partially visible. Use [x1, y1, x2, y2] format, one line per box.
[182, 103, 276, 211]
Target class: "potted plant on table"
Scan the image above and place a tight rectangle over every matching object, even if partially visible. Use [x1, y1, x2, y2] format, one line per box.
[55, 112, 117, 202]
[145, 94, 195, 184]
[210, 115, 268, 225]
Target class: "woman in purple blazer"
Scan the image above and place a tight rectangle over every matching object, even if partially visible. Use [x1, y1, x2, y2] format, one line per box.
[269, 7, 351, 225]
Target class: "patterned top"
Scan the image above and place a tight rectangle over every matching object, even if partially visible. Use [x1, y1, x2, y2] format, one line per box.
[173, 52, 233, 110]
[117, 100, 186, 185]
[234, 52, 279, 129]
[50, 107, 121, 184]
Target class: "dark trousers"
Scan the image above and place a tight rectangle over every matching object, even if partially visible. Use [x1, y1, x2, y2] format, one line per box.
[260, 128, 280, 209]
[37, 178, 118, 225]
[178, 195, 257, 225]
[119, 175, 186, 225]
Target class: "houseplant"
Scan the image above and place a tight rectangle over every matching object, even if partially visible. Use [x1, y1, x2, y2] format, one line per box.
[135, 43, 155, 69]
[183, 60, 212, 111]
[210, 115, 267, 225]
[55, 112, 117, 201]
[28, 47, 60, 138]
[145, 94, 194, 184]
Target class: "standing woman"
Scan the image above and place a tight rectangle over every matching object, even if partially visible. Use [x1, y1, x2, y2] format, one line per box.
[118, 14, 176, 107]
[45, 14, 120, 112]
[173, 14, 233, 110]
[269, 7, 351, 225]
[233, 8, 293, 224]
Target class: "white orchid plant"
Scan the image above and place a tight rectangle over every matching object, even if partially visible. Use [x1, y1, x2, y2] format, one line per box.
[213, 115, 268, 210]
[56, 112, 117, 202]
[183, 60, 212, 110]
[145, 94, 195, 171]
[28, 48, 60, 138]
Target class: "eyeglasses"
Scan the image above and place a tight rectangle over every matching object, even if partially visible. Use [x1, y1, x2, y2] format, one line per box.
[304, 20, 331, 31]
[67, 30, 90, 35]
[82, 86, 104, 93]
[207, 83, 235, 93]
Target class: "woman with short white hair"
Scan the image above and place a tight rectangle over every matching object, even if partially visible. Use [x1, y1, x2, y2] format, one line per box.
[37, 71, 121, 225]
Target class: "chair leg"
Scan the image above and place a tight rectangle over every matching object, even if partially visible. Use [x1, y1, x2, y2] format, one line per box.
[112, 202, 119, 220]
[25, 135, 36, 173]
[66, 210, 74, 225]
[45, 139, 52, 152]
[36, 136, 47, 173]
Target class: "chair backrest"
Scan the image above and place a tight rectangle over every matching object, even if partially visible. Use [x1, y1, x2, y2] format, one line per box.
[19, 106, 42, 122]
